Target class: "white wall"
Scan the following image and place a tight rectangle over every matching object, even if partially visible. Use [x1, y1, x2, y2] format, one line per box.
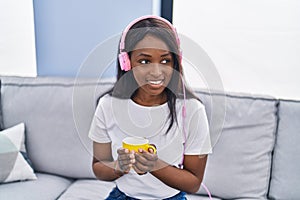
[0, 0, 37, 77]
[0, 0, 159, 78]
[173, 0, 300, 100]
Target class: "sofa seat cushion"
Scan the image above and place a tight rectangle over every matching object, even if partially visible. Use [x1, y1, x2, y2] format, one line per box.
[0, 173, 73, 200]
[58, 179, 116, 200]
[58, 180, 218, 200]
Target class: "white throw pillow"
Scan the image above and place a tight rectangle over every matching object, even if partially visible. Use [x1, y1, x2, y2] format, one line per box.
[0, 123, 37, 183]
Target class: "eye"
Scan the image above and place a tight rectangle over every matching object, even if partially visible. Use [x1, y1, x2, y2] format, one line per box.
[161, 59, 171, 64]
[139, 59, 151, 64]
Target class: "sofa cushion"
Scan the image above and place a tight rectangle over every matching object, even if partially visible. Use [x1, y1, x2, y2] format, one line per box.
[0, 173, 72, 200]
[195, 91, 277, 199]
[0, 76, 114, 179]
[269, 99, 300, 199]
[0, 123, 37, 183]
[0, 79, 4, 130]
[58, 179, 116, 200]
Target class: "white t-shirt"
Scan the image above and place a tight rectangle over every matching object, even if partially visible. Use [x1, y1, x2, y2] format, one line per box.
[89, 94, 212, 199]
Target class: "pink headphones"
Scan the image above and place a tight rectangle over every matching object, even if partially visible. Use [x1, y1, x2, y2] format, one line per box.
[118, 15, 182, 71]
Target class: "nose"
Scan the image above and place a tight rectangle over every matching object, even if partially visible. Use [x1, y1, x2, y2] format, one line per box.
[149, 63, 162, 77]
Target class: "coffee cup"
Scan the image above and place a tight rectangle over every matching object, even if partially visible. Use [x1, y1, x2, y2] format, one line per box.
[122, 137, 156, 154]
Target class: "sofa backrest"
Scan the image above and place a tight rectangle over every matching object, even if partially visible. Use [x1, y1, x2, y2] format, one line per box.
[0, 76, 114, 179]
[195, 90, 278, 199]
[268, 99, 300, 199]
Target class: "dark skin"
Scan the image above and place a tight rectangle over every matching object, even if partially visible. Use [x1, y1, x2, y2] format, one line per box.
[92, 34, 208, 194]
[92, 143, 207, 194]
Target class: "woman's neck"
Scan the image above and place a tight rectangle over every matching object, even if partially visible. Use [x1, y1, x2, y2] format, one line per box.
[133, 91, 167, 106]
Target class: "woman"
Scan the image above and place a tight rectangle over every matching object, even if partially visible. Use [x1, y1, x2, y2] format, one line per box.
[89, 15, 212, 200]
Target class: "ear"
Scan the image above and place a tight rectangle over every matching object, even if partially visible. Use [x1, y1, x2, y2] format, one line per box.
[118, 52, 131, 71]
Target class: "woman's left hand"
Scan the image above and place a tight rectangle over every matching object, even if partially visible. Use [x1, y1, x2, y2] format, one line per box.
[133, 148, 158, 175]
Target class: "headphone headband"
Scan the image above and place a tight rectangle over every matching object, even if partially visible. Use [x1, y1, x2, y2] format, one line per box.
[119, 15, 180, 53]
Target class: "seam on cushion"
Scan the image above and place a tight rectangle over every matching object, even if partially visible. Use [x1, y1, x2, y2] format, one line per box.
[194, 90, 276, 102]
[54, 179, 76, 200]
[2, 82, 114, 88]
[3, 81, 280, 102]
[279, 98, 300, 103]
[266, 100, 280, 199]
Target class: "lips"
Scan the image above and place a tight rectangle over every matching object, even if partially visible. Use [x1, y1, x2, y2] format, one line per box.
[147, 80, 163, 85]
[145, 79, 164, 89]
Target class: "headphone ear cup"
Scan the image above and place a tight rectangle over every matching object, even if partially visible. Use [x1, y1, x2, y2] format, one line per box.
[118, 52, 131, 71]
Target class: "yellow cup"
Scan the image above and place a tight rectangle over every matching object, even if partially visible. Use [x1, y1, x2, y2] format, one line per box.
[122, 137, 156, 154]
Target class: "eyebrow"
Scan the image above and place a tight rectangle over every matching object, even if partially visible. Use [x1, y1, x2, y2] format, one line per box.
[161, 53, 172, 57]
[137, 52, 171, 57]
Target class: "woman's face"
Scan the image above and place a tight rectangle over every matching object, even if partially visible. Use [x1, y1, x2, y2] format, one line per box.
[130, 35, 174, 99]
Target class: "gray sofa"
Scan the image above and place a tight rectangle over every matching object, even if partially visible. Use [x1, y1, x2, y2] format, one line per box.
[0, 75, 299, 200]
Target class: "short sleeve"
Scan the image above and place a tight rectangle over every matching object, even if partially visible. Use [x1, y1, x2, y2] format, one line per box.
[88, 98, 111, 143]
[184, 102, 212, 155]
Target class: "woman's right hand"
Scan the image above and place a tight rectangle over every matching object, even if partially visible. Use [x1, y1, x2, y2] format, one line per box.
[116, 148, 135, 174]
